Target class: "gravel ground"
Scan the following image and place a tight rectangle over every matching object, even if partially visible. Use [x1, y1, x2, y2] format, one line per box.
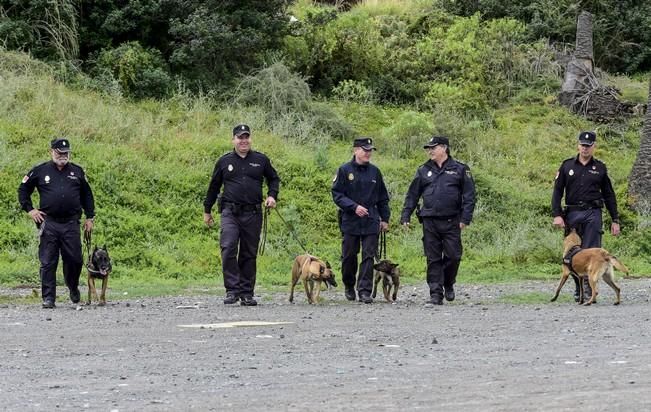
[1, 279, 651, 411]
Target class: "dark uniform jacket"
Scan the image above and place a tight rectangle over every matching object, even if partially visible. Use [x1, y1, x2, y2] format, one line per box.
[332, 158, 390, 235]
[18, 161, 95, 220]
[551, 155, 618, 220]
[401, 157, 475, 225]
[204, 150, 280, 213]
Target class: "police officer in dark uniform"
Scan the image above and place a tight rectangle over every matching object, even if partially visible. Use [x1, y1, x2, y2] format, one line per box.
[332, 137, 390, 304]
[401, 136, 475, 305]
[204, 124, 280, 306]
[18, 138, 95, 308]
[552, 131, 620, 301]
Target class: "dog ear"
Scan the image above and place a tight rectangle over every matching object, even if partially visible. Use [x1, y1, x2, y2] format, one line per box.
[93, 246, 98, 252]
[325, 261, 331, 269]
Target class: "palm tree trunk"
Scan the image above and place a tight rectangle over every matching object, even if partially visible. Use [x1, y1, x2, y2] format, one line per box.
[628, 79, 651, 211]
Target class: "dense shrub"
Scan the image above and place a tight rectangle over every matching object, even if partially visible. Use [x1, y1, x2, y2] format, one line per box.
[93, 42, 172, 99]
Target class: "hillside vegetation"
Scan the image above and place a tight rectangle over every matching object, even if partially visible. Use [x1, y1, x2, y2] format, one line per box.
[1, 0, 650, 295]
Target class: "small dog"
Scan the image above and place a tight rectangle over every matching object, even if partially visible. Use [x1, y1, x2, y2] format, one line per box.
[551, 229, 628, 305]
[86, 245, 112, 306]
[372, 259, 400, 302]
[289, 254, 337, 304]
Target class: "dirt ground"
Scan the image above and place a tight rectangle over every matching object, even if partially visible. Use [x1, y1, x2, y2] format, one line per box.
[1, 279, 651, 411]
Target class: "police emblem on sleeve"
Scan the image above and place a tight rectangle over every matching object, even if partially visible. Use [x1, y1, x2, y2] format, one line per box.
[21, 175, 29, 184]
[348, 173, 354, 181]
[45, 175, 50, 183]
[228, 164, 233, 172]
[465, 170, 472, 179]
[427, 171, 432, 177]
[569, 169, 574, 176]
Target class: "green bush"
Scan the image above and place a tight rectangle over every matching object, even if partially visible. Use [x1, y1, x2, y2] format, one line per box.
[93, 41, 172, 99]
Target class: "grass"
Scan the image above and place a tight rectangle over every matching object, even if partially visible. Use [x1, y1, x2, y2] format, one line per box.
[1, 49, 650, 300]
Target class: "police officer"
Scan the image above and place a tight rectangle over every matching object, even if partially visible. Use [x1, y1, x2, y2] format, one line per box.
[552, 131, 620, 301]
[332, 137, 390, 304]
[203, 124, 280, 306]
[401, 136, 475, 305]
[18, 138, 95, 308]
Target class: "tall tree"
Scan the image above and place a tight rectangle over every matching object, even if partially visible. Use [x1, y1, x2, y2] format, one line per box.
[628, 79, 651, 211]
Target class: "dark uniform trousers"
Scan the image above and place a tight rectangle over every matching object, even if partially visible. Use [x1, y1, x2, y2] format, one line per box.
[422, 217, 462, 298]
[39, 219, 83, 301]
[220, 208, 262, 298]
[565, 209, 603, 248]
[341, 233, 378, 296]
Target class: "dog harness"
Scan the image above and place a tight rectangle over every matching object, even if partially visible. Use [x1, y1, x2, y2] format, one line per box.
[563, 245, 582, 274]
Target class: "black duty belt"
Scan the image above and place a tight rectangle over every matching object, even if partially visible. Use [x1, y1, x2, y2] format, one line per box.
[47, 216, 78, 223]
[565, 200, 604, 212]
[222, 202, 261, 214]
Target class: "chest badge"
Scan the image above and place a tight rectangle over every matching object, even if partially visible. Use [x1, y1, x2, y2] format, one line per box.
[44, 175, 50, 183]
[70, 172, 75, 176]
[228, 164, 233, 172]
[427, 171, 432, 177]
[592, 166, 596, 170]
[569, 169, 574, 176]
[348, 173, 354, 181]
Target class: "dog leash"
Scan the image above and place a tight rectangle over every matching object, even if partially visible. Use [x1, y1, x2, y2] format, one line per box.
[376, 230, 387, 261]
[272, 207, 310, 255]
[84, 229, 92, 266]
[258, 207, 270, 256]
[84, 224, 104, 276]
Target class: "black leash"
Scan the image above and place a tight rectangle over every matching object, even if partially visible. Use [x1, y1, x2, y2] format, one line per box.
[258, 207, 270, 255]
[84, 229, 92, 266]
[376, 230, 387, 261]
[273, 207, 309, 254]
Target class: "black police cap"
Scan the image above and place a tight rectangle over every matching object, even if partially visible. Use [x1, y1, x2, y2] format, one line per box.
[423, 136, 449, 149]
[578, 131, 596, 146]
[50, 138, 71, 152]
[353, 137, 376, 151]
[233, 124, 251, 136]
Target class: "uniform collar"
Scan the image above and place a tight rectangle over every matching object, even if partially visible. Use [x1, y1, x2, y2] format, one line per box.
[574, 154, 595, 167]
[351, 157, 369, 169]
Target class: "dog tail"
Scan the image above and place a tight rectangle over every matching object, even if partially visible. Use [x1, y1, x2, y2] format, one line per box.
[608, 255, 630, 274]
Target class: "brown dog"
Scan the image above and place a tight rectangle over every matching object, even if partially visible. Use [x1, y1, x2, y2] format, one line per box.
[86, 246, 112, 306]
[289, 254, 337, 304]
[551, 229, 628, 305]
[372, 259, 400, 302]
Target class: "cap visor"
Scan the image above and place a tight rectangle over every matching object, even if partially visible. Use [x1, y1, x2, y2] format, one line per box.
[361, 145, 376, 151]
[578, 140, 594, 146]
[54, 148, 71, 153]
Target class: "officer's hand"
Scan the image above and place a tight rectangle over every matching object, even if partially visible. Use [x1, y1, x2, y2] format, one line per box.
[204, 212, 214, 227]
[460, 222, 467, 230]
[28, 209, 46, 224]
[265, 196, 276, 209]
[380, 221, 389, 232]
[552, 216, 565, 228]
[83, 219, 94, 233]
[355, 205, 369, 217]
[401, 221, 410, 230]
[611, 222, 621, 236]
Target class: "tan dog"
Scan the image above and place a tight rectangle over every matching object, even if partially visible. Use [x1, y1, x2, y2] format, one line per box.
[372, 259, 400, 302]
[86, 246, 112, 306]
[289, 254, 337, 304]
[551, 229, 628, 305]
